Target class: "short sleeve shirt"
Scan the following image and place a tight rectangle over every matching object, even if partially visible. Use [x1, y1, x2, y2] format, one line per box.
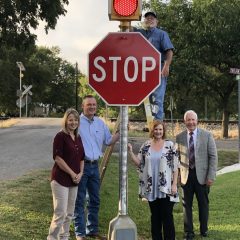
[79, 114, 112, 160]
[134, 27, 174, 62]
[51, 131, 85, 187]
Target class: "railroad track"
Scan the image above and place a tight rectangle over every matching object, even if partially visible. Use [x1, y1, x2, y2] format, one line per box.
[108, 118, 238, 124]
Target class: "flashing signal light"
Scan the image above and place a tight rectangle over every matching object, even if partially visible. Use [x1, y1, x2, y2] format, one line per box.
[109, 0, 142, 21]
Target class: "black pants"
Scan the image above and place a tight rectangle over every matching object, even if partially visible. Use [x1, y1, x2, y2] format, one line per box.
[148, 197, 175, 240]
[182, 168, 209, 235]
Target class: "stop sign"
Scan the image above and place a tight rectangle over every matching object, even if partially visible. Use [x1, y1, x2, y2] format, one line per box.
[88, 32, 161, 105]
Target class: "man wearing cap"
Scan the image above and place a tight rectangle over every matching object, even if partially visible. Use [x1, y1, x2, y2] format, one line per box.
[134, 11, 174, 120]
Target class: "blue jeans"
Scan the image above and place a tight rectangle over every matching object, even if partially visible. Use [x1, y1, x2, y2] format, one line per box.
[74, 163, 100, 237]
[149, 76, 167, 120]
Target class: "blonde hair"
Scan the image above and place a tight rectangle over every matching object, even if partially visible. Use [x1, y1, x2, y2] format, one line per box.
[149, 120, 166, 139]
[62, 108, 79, 137]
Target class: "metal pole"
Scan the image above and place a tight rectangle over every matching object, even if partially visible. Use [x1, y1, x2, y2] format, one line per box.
[75, 62, 79, 111]
[119, 21, 130, 215]
[17, 62, 25, 118]
[205, 96, 208, 120]
[170, 96, 174, 136]
[26, 94, 28, 117]
[19, 68, 22, 118]
[238, 77, 240, 163]
[108, 21, 137, 240]
[119, 106, 128, 215]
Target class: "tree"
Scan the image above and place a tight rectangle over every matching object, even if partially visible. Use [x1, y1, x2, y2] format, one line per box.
[0, 46, 80, 116]
[27, 46, 77, 113]
[0, 0, 70, 115]
[191, 0, 240, 137]
[147, 0, 240, 137]
[0, 46, 27, 115]
[0, 0, 69, 49]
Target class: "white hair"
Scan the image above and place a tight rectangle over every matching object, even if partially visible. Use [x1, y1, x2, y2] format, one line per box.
[184, 110, 198, 121]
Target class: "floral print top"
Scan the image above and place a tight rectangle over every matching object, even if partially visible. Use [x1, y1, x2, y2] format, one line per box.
[137, 139, 179, 202]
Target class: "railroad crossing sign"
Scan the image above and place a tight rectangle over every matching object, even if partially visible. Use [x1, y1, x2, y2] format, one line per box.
[22, 85, 32, 96]
[16, 85, 33, 108]
[88, 32, 161, 105]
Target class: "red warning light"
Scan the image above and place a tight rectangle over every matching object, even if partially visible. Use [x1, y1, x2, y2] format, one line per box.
[113, 0, 138, 16]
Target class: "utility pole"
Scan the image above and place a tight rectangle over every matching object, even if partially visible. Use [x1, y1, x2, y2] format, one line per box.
[75, 62, 79, 111]
[230, 67, 240, 163]
[16, 62, 25, 118]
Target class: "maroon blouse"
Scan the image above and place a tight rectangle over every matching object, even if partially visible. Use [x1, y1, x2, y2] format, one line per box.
[51, 131, 85, 187]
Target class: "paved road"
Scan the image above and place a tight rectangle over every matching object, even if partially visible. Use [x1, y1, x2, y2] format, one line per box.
[0, 118, 61, 181]
[0, 118, 238, 181]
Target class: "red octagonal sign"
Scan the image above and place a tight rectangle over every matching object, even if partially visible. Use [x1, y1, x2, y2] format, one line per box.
[88, 32, 161, 105]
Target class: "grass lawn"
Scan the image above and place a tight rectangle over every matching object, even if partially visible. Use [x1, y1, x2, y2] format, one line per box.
[0, 154, 239, 240]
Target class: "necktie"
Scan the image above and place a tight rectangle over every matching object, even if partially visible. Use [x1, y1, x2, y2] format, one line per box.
[189, 132, 195, 169]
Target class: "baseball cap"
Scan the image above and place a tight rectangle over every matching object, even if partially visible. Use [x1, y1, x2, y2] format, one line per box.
[144, 11, 157, 18]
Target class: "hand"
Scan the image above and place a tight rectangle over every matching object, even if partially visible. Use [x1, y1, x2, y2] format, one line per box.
[206, 179, 214, 186]
[161, 64, 170, 77]
[128, 143, 133, 152]
[71, 172, 82, 184]
[171, 184, 177, 196]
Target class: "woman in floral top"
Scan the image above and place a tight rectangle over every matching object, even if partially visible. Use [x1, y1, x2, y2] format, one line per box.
[128, 120, 179, 240]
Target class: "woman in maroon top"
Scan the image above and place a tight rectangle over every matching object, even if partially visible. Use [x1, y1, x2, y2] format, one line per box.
[47, 108, 85, 240]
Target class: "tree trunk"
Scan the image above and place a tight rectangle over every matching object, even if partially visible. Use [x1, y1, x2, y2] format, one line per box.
[221, 110, 229, 138]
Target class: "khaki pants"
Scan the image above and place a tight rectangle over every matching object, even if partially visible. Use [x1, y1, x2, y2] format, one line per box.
[47, 180, 78, 240]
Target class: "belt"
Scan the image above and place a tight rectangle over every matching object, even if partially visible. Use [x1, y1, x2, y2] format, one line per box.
[85, 160, 98, 164]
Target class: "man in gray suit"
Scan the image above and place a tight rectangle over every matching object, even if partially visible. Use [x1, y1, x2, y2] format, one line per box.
[176, 110, 218, 240]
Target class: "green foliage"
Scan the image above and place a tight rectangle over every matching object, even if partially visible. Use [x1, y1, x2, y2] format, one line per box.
[143, 0, 240, 135]
[0, 0, 69, 49]
[0, 0, 71, 116]
[0, 46, 78, 115]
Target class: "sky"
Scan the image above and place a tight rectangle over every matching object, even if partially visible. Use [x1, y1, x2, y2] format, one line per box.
[35, 0, 141, 75]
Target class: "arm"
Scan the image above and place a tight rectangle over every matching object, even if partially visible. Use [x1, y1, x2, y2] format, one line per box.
[206, 133, 218, 186]
[109, 132, 120, 145]
[75, 159, 84, 183]
[109, 123, 130, 145]
[171, 169, 178, 195]
[162, 49, 173, 77]
[171, 142, 179, 195]
[128, 143, 141, 167]
[55, 155, 81, 184]
[103, 121, 120, 146]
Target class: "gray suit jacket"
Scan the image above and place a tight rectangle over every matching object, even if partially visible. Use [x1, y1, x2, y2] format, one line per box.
[176, 128, 218, 185]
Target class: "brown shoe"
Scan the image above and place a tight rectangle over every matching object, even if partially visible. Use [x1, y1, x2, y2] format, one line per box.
[86, 233, 107, 240]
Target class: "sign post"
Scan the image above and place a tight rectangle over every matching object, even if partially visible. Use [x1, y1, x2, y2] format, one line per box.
[89, 2, 160, 239]
[230, 68, 240, 163]
[89, 31, 161, 239]
[16, 85, 33, 117]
